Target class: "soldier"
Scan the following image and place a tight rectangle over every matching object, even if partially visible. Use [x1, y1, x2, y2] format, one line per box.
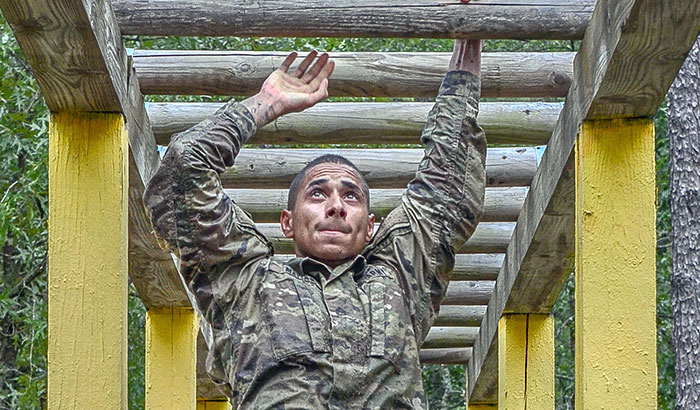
[144, 39, 486, 409]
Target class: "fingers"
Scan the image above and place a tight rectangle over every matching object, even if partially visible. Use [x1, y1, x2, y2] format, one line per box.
[292, 50, 318, 78]
[307, 59, 335, 91]
[301, 53, 330, 83]
[308, 78, 330, 104]
[279, 52, 298, 73]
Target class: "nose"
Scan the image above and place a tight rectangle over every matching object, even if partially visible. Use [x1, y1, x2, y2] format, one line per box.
[325, 193, 347, 218]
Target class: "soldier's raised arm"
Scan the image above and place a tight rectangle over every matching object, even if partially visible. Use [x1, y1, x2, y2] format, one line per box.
[363, 40, 487, 343]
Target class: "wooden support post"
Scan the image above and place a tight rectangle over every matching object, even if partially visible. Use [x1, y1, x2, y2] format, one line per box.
[497, 314, 554, 410]
[197, 400, 233, 410]
[47, 113, 129, 408]
[574, 119, 657, 408]
[146, 308, 199, 410]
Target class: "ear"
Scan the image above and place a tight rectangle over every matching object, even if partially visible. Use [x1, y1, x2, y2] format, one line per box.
[365, 213, 376, 243]
[280, 209, 295, 238]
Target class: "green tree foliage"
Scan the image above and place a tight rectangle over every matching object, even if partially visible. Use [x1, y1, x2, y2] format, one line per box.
[0, 13, 49, 409]
[0, 12, 675, 408]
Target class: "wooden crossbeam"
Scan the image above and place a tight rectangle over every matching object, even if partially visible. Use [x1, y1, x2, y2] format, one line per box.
[133, 51, 574, 98]
[112, 0, 594, 39]
[434, 306, 486, 327]
[149, 102, 559, 146]
[0, 0, 185, 309]
[467, 0, 700, 403]
[227, 187, 526, 223]
[257, 222, 514, 254]
[218, 148, 536, 189]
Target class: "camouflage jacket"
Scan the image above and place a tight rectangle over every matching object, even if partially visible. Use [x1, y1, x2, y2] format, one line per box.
[144, 71, 486, 409]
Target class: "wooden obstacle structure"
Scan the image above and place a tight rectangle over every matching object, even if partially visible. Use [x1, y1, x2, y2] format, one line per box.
[2, 0, 699, 408]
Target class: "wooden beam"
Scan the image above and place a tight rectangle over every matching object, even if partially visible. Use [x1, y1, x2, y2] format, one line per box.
[47, 113, 128, 408]
[125, 61, 188, 308]
[468, 0, 700, 402]
[575, 119, 656, 406]
[420, 348, 472, 365]
[226, 187, 526, 223]
[133, 51, 574, 98]
[434, 306, 486, 327]
[112, 0, 594, 39]
[0, 0, 127, 111]
[422, 327, 479, 349]
[443, 282, 494, 306]
[257, 222, 514, 254]
[0, 0, 186, 308]
[145, 307, 198, 410]
[149, 102, 559, 146]
[218, 148, 536, 189]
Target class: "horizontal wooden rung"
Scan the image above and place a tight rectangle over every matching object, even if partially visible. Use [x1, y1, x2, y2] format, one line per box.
[419, 348, 472, 365]
[113, 0, 594, 40]
[422, 326, 478, 349]
[149, 102, 560, 146]
[435, 306, 486, 327]
[257, 221, 514, 254]
[217, 148, 537, 189]
[134, 51, 574, 98]
[227, 187, 526, 223]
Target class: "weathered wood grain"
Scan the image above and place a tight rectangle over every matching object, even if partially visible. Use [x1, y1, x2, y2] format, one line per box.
[422, 327, 479, 349]
[0, 0, 127, 111]
[435, 306, 486, 327]
[257, 222, 515, 254]
[125, 61, 189, 308]
[468, 0, 700, 402]
[0, 0, 187, 308]
[225, 187, 527, 223]
[443, 281, 494, 306]
[112, 0, 594, 39]
[420, 348, 472, 365]
[148, 102, 560, 146]
[133, 50, 574, 98]
[219, 148, 537, 189]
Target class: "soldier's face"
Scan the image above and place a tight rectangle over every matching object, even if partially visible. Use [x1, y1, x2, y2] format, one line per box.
[280, 163, 375, 267]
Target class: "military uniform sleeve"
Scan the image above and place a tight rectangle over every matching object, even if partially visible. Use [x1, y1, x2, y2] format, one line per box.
[143, 101, 274, 391]
[363, 71, 486, 344]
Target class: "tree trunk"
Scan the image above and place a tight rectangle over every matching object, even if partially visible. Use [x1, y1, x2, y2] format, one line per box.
[668, 34, 700, 409]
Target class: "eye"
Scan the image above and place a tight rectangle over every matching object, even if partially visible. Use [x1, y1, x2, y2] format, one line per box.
[345, 192, 358, 201]
[310, 189, 325, 199]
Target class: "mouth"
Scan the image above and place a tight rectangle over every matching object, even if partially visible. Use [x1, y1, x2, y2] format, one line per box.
[316, 224, 351, 235]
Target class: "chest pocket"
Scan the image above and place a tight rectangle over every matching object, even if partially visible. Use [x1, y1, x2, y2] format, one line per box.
[367, 280, 407, 372]
[259, 277, 331, 360]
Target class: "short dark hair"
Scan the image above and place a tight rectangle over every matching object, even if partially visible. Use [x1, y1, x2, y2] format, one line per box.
[287, 154, 370, 211]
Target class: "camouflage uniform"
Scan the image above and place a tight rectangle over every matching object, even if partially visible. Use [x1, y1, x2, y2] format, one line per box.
[144, 71, 486, 409]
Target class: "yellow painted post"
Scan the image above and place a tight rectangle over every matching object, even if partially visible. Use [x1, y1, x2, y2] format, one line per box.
[575, 119, 657, 408]
[197, 400, 233, 410]
[146, 307, 199, 410]
[48, 113, 129, 409]
[498, 314, 554, 410]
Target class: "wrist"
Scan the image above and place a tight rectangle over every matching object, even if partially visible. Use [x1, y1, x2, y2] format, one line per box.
[241, 92, 282, 128]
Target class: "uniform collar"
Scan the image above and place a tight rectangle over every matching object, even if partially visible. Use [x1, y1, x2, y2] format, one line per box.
[288, 254, 367, 284]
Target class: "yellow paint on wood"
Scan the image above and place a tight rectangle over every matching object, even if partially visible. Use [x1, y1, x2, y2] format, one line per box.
[498, 314, 554, 410]
[146, 307, 198, 410]
[48, 113, 129, 409]
[197, 400, 233, 410]
[499, 314, 527, 409]
[575, 119, 657, 409]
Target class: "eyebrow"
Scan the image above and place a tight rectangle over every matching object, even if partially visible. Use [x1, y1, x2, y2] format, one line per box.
[341, 180, 363, 196]
[307, 178, 329, 189]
